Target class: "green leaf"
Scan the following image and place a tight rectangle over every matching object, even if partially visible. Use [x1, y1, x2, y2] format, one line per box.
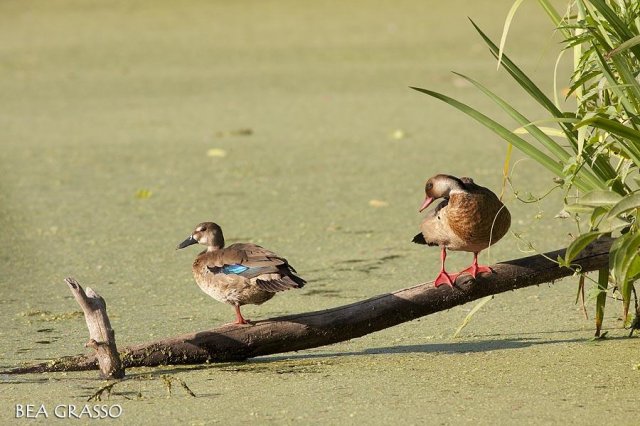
[564, 231, 603, 264]
[589, 206, 608, 230]
[578, 190, 622, 207]
[612, 231, 640, 286]
[605, 193, 640, 220]
[610, 230, 640, 324]
[563, 204, 596, 214]
[609, 233, 627, 279]
[627, 255, 640, 281]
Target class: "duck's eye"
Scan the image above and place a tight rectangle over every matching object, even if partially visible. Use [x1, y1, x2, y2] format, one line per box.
[426, 183, 433, 190]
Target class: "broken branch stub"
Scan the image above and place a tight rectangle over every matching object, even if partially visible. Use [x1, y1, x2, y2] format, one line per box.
[64, 277, 124, 379]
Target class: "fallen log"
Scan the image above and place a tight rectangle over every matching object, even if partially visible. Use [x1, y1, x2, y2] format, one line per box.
[4, 236, 613, 375]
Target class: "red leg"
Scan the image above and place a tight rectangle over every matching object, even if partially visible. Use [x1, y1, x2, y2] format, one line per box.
[434, 247, 459, 288]
[234, 305, 249, 325]
[458, 252, 493, 279]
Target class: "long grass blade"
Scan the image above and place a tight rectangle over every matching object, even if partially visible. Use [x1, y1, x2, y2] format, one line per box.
[565, 69, 601, 99]
[501, 143, 513, 200]
[576, 116, 640, 145]
[497, 0, 525, 70]
[552, 49, 566, 108]
[606, 34, 640, 59]
[589, 30, 640, 111]
[589, 0, 640, 59]
[513, 126, 566, 137]
[592, 48, 639, 117]
[471, 19, 621, 187]
[453, 73, 571, 162]
[453, 72, 605, 190]
[452, 295, 494, 338]
[469, 19, 570, 132]
[608, 55, 640, 111]
[537, 0, 571, 38]
[410, 86, 580, 186]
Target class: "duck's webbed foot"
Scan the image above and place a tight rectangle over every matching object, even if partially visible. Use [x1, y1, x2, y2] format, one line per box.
[458, 252, 493, 279]
[433, 246, 458, 288]
[459, 264, 493, 279]
[434, 270, 459, 288]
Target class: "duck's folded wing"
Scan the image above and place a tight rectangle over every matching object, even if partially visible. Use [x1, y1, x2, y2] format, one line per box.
[207, 243, 306, 292]
[217, 243, 286, 266]
[206, 264, 305, 292]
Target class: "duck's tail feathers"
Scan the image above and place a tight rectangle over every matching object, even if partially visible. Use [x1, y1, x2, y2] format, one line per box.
[287, 270, 307, 288]
[256, 272, 306, 293]
[282, 264, 307, 288]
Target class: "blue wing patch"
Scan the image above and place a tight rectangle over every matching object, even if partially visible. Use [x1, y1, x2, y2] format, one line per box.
[208, 264, 271, 277]
[221, 264, 249, 275]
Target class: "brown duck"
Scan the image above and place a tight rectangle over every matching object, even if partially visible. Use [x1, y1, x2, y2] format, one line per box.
[177, 222, 306, 324]
[412, 174, 511, 287]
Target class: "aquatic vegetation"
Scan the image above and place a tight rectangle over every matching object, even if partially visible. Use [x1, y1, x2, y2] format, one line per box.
[413, 0, 640, 335]
[206, 148, 227, 158]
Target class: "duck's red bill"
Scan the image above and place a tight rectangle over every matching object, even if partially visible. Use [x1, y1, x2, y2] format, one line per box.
[419, 197, 434, 212]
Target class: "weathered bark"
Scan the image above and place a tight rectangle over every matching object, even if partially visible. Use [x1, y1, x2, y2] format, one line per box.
[65, 277, 124, 379]
[4, 237, 613, 375]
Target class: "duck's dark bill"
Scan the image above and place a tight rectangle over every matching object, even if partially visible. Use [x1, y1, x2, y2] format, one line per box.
[177, 235, 197, 249]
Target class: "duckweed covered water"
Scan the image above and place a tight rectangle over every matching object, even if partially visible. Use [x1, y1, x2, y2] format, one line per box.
[1, 0, 638, 424]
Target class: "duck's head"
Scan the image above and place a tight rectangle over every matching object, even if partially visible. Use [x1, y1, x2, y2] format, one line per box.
[177, 222, 225, 251]
[419, 174, 464, 212]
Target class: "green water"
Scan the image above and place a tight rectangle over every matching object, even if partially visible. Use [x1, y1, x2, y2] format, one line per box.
[1, 0, 637, 424]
